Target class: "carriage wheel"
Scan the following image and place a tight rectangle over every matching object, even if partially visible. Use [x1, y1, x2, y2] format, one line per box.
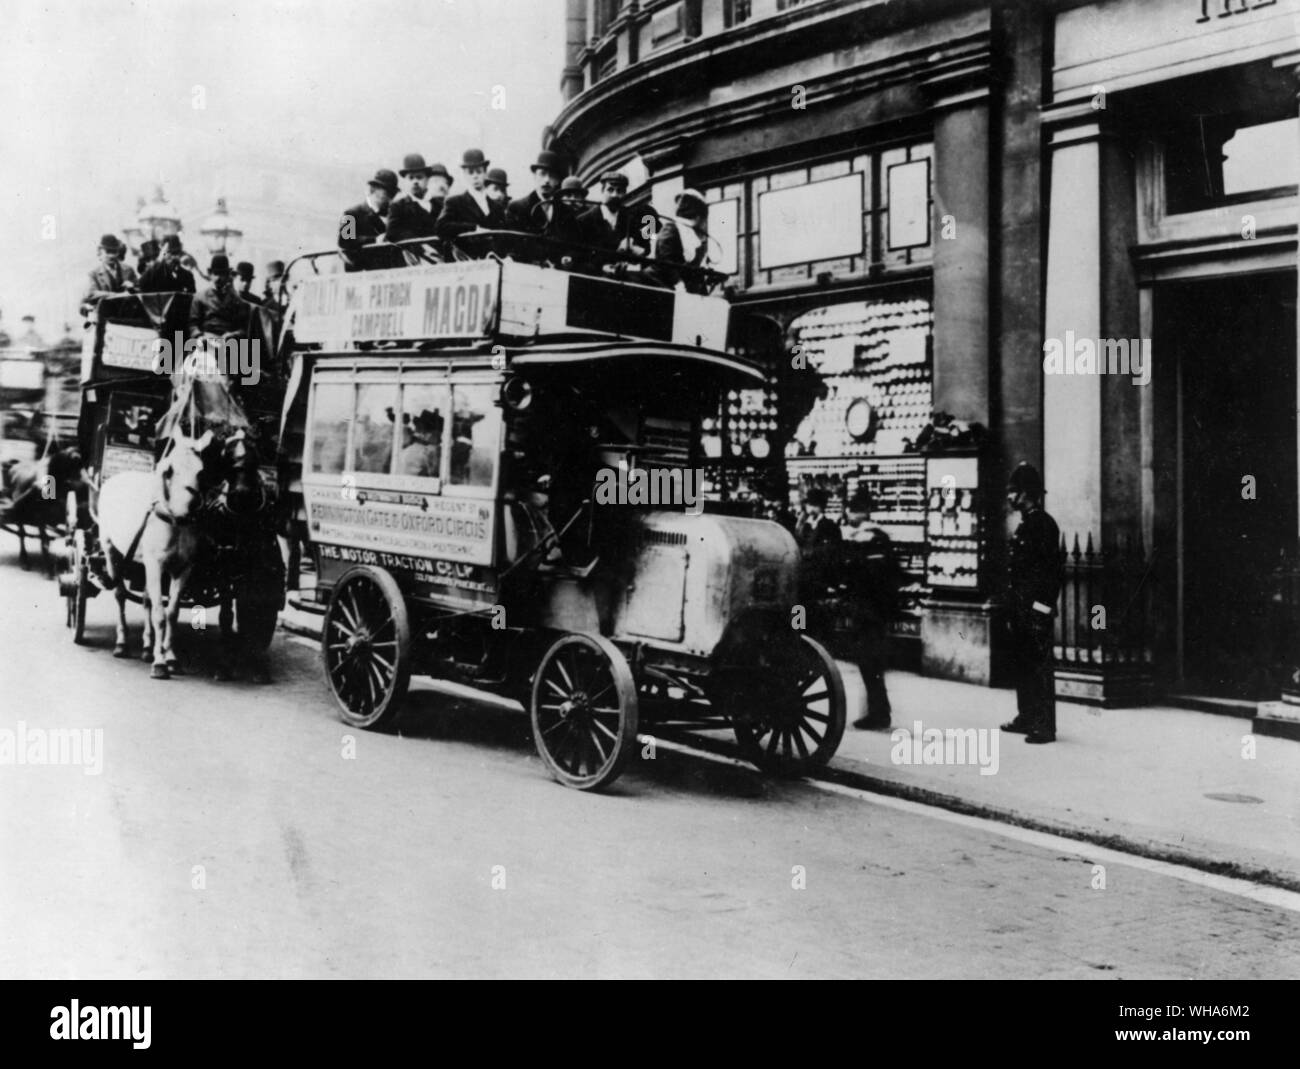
[66, 529, 89, 644]
[730, 635, 846, 778]
[530, 633, 638, 791]
[321, 566, 411, 730]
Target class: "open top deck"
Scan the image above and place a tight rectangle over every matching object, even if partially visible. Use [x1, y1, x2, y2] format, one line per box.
[285, 256, 733, 354]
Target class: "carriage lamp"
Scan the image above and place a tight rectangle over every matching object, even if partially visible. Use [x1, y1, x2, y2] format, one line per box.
[199, 197, 243, 257]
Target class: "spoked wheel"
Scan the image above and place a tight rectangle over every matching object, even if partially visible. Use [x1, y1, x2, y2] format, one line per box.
[530, 633, 638, 791]
[729, 635, 846, 778]
[321, 566, 411, 730]
[65, 529, 89, 644]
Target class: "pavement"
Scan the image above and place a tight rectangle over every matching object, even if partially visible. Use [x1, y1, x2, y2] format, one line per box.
[280, 597, 1300, 893]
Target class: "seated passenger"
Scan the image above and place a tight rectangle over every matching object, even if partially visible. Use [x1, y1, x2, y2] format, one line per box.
[235, 262, 261, 305]
[387, 154, 445, 245]
[138, 235, 196, 294]
[80, 233, 138, 318]
[484, 168, 510, 210]
[436, 149, 504, 239]
[398, 409, 443, 478]
[338, 169, 398, 271]
[577, 172, 655, 258]
[651, 189, 711, 294]
[504, 150, 567, 236]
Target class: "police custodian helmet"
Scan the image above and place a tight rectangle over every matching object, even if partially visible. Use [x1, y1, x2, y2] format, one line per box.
[1006, 461, 1045, 494]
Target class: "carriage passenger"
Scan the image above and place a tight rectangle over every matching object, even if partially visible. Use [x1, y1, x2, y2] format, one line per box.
[650, 189, 712, 294]
[79, 234, 138, 317]
[398, 409, 443, 478]
[187, 255, 249, 339]
[436, 149, 505, 239]
[338, 169, 398, 272]
[235, 262, 261, 305]
[138, 235, 196, 294]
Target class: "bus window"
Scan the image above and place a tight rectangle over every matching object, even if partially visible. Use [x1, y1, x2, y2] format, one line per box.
[397, 383, 449, 480]
[353, 382, 398, 475]
[310, 382, 352, 475]
[449, 383, 501, 488]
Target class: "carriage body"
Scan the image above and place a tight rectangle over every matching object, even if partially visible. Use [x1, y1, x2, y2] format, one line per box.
[287, 252, 845, 790]
[61, 292, 286, 642]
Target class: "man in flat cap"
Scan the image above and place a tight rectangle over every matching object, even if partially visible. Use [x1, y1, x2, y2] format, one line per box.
[338, 168, 398, 271]
[188, 254, 250, 339]
[436, 149, 504, 239]
[139, 235, 196, 295]
[80, 233, 138, 317]
[387, 153, 448, 246]
[505, 149, 567, 236]
[577, 171, 656, 259]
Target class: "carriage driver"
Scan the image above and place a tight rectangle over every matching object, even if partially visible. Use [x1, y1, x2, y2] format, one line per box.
[188, 255, 249, 340]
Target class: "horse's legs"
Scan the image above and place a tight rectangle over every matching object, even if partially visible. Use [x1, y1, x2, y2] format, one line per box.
[214, 584, 235, 681]
[106, 548, 131, 657]
[145, 560, 169, 679]
[161, 567, 191, 676]
[17, 527, 28, 570]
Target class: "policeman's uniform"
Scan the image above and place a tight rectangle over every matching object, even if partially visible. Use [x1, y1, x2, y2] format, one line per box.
[1003, 464, 1063, 742]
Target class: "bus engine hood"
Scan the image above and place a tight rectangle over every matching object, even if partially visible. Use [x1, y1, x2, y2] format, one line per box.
[614, 511, 799, 658]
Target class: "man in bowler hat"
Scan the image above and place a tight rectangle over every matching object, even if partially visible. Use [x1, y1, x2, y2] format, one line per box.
[387, 153, 449, 245]
[436, 149, 504, 239]
[505, 149, 567, 235]
[338, 168, 398, 271]
[1001, 462, 1064, 744]
[139, 235, 196, 295]
[80, 233, 138, 316]
[188, 254, 250, 339]
[234, 261, 261, 304]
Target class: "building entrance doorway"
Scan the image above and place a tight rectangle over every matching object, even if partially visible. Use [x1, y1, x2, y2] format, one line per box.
[1161, 271, 1296, 699]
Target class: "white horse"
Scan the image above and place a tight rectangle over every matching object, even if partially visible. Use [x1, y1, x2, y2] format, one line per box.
[98, 429, 213, 679]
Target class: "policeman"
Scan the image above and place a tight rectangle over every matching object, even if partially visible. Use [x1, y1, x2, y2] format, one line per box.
[1001, 462, 1063, 744]
[843, 487, 898, 730]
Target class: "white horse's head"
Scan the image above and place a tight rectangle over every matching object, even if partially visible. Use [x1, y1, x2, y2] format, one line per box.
[156, 429, 214, 520]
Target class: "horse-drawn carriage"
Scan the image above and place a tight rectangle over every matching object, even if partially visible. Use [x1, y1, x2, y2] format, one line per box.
[60, 291, 287, 680]
[281, 235, 846, 790]
[0, 350, 81, 570]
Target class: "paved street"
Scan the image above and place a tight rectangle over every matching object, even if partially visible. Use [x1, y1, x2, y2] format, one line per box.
[1, 552, 1298, 979]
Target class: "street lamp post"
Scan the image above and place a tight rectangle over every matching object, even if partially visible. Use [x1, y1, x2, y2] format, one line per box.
[136, 185, 182, 247]
[199, 198, 243, 259]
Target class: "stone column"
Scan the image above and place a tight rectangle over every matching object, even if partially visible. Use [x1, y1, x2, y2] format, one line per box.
[918, 61, 998, 685]
[1041, 101, 1148, 704]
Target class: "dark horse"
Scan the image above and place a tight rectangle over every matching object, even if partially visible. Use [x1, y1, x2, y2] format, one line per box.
[2, 446, 84, 574]
[201, 427, 285, 684]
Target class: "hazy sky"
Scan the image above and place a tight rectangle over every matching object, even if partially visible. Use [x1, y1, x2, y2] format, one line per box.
[0, 0, 567, 339]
